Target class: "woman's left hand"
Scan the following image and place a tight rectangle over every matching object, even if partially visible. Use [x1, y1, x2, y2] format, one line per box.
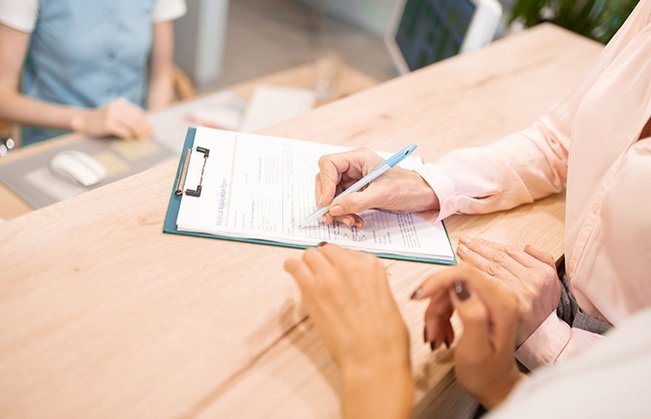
[455, 237, 561, 345]
[284, 243, 409, 371]
[284, 243, 413, 419]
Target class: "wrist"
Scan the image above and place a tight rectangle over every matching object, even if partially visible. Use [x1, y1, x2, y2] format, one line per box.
[410, 170, 440, 211]
[341, 361, 413, 419]
[69, 108, 90, 133]
[477, 369, 525, 410]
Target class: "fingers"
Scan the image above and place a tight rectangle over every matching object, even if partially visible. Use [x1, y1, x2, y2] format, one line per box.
[457, 238, 528, 280]
[326, 213, 364, 228]
[327, 187, 383, 218]
[524, 245, 556, 268]
[449, 281, 492, 354]
[424, 297, 453, 350]
[315, 149, 382, 208]
[105, 122, 133, 140]
[284, 257, 316, 297]
[316, 154, 348, 207]
[453, 277, 520, 352]
[413, 264, 519, 349]
[107, 99, 151, 140]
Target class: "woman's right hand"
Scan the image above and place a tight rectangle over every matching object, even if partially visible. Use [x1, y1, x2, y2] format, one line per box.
[315, 148, 440, 227]
[71, 98, 151, 140]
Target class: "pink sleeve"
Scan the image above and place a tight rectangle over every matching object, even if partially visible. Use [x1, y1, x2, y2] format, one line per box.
[414, 0, 651, 221]
[414, 115, 569, 221]
[515, 311, 605, 370]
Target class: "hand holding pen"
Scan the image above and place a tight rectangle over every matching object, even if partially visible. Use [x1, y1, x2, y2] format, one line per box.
[305, 146, 440, 228]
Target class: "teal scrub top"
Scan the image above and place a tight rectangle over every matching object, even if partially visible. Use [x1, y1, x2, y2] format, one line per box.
[21, 0, 157, 145]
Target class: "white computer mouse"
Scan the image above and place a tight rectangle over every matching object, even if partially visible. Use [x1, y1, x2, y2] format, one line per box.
[50, 150, 107, 187]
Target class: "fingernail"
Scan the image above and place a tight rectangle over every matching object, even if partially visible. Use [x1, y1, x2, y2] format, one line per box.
[410, 286, 423, 300]
[453, 280, 471, 301]
[430, 341, 436, 351]
[459, 236, 471, 244]
[329, 205, 343, 216]
[423, 327, 427, 343]
[317, 241, 328, 247]
[319, 194, 327, 206]
[457, 244, 468, 254]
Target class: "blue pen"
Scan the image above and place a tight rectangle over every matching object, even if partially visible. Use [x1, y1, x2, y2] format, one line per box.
[298, 144, 418, 228]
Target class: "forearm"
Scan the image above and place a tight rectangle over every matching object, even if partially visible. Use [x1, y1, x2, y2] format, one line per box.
[476, 371, 526, 410]
[147, 21, 175, 111]
[147, 68, 174, 111]
[341, 364, 413, 419]
[0, 88, 87, 130]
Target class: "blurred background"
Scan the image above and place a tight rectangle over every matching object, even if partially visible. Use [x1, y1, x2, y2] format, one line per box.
[0, 0, 639, 217]
[178, 0, 637, 91]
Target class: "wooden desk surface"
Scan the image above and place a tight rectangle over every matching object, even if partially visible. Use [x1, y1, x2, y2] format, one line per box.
[0, 58, 376, 220]
[0, 25, 602, 418]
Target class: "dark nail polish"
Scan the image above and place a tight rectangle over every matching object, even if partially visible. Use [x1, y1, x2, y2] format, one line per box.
[317, 241, 328, 247]
[410, 286, 422, 300]
[453, 280, 471, 301]
[430, 341, 436, 351]
[423, 327, 427, 343]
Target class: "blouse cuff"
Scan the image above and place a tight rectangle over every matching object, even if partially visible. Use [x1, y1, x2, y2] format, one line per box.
[515, 311, 572, 371]
[413, 163, 458, 222]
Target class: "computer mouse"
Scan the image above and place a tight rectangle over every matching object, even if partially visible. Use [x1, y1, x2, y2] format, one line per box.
[50, 150, 107, 187]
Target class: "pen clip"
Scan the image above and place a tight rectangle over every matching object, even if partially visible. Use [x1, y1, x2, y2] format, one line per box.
[175, 146, 210, 198]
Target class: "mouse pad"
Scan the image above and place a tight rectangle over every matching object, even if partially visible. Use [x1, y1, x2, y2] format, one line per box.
[0, 136, 175, 209]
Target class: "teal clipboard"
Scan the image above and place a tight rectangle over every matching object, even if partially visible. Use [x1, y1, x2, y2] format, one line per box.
[163, 128, 457, 265]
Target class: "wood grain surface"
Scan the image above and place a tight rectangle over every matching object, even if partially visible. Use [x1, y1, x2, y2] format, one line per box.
[0, 25, 602, 419]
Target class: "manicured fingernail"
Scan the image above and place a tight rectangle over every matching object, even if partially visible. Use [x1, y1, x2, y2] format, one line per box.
[453, 280, 471, 301]
[457, 244, 468, 254]
[410, 286, 423, 299]
[459, 236, 471, 244]
[423, 327, 427, 343]
[317, 241, 328, 247]
[430, 341, 436, 351]
[319, 194, 327, 206]
[329, 205, 343, 216]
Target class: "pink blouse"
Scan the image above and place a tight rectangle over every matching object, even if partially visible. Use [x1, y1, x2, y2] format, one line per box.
[415, 0, 651, 370]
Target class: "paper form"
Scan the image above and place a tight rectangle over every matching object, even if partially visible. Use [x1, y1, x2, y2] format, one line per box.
[176, 128, 454, 261]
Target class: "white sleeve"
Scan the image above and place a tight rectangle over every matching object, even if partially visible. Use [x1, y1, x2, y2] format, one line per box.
[488, 309, 651, 419]
[153, 0, 187, 22]
[0, 0, 38, 33]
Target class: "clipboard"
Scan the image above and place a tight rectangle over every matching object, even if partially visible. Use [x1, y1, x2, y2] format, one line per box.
[163, 128, 457, 265]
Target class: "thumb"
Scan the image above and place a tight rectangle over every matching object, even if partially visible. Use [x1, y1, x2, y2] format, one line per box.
[450, 281, 492, 354]
[328, 188, 383, 216]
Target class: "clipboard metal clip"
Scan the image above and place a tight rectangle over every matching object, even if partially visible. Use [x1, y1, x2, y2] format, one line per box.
[175, 146, 210, 198]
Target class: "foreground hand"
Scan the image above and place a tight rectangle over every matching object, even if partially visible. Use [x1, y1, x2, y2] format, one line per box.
[412, 264, 525, 409]
[284, 243, 413, 419]
[315, 148, 439, 227]
[456, 238, 561, 345]
[71, 98, 151, 140]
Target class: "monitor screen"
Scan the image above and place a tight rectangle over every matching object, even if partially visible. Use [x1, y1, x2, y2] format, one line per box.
[395, 0, 476, 71]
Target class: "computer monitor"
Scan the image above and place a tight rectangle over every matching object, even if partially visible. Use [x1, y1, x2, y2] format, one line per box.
[386, 0, 502, 74]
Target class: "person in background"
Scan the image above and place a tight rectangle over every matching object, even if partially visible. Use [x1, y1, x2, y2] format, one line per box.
[284, 244, 651, 418]
[0, 0, 186, 146]
[309, 0, 651, 371]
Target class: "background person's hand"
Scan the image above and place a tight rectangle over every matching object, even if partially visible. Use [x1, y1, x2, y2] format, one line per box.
[315, 148, 439, 227]
[71, 98, 152, 140]
[412, 264, 525, 409]
[455, 238, 561, 345]
[284, 243, 413, 419]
